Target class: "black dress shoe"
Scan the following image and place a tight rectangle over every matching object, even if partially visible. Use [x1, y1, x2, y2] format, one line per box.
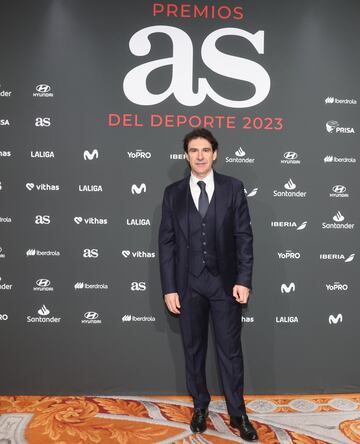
[190, 408, 209, 433]
[230, 414, 258, 441]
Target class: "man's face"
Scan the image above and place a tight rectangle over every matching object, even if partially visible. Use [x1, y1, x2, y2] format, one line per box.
[185, 137, 217, 179]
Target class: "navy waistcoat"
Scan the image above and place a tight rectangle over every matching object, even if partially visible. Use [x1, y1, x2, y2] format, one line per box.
[188, 190, 218, 277]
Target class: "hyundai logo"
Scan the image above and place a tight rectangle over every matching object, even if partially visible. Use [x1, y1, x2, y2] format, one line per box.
[332, 185, 346, 193]
[36, 278, 50, 287]
[283, 151, 298, 160]
[36, 84, 51, 93]
[84, 311, 99, 320]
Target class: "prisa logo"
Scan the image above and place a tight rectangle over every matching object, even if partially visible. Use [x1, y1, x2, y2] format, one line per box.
[123, 26, 270, 108]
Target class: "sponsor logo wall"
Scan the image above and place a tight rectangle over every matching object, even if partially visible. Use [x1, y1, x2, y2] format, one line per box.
[0, 0, 358, 396]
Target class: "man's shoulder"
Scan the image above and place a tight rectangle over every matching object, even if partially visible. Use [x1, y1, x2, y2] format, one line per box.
[214, 171, 244, 189]
[164, 175, 189, 194]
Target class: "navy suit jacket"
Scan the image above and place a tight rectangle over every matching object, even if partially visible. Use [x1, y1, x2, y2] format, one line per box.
[158, 170, 253, 298]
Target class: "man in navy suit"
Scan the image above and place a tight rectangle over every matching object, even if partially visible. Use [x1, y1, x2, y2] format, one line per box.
[158, 128, 257, 441]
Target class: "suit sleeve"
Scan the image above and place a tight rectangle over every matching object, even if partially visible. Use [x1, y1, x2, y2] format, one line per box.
[158, 186, 177, 296]
[233, 182, 254, 290]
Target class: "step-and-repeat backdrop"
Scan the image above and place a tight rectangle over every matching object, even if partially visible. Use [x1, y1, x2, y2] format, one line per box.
[0, 0, 359, 395]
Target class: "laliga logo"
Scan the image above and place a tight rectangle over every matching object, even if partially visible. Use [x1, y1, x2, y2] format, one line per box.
[123, 26, 270, 108]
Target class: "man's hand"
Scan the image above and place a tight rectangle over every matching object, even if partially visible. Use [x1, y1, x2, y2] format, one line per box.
[164, 292, 181, 314]
[233, 285, 250, 304]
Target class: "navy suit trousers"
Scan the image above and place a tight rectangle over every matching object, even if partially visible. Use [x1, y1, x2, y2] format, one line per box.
[179, 267, 246, 415]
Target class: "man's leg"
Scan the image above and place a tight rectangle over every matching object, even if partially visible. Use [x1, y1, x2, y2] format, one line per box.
[179, 277, 211, 410]
[208, 283, 246, 416]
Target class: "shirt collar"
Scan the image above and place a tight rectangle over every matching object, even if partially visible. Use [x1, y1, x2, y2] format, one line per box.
[190, 169, 214, 188]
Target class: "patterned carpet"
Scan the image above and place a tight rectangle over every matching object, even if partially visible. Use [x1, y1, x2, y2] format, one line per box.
[0, 394, 359, 443]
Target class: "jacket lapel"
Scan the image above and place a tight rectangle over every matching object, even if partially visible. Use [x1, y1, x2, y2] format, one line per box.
[175, 175, 190, 240]
[174, 171, 230, 240]
[214, 171, 230, 232]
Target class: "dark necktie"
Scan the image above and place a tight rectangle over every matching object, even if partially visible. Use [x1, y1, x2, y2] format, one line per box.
[197, 181, 209, 218]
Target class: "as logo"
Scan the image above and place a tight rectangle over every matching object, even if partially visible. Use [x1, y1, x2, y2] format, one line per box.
[131, 282, 146, 291]
[83, 149, 99, 160]
[35, 215, 50, 224]
[35, 117, 51, 127]
[124, 26, 270, 108]
[83, 248, 99, 258]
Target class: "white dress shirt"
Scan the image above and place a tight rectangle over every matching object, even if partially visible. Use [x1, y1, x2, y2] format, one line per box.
[189, 169, 215, 210]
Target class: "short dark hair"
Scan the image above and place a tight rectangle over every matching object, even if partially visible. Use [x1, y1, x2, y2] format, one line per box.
[183, 128, 218, 153]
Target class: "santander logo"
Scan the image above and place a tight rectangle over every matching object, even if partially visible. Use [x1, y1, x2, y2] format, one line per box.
[123, 26, 270, 108]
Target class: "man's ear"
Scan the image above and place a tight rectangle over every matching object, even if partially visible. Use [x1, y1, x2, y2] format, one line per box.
[212, 150, 218, 161]
[185, 152, 189, 162]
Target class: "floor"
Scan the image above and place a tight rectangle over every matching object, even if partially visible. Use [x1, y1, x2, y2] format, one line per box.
[0, 394, 359, 443]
